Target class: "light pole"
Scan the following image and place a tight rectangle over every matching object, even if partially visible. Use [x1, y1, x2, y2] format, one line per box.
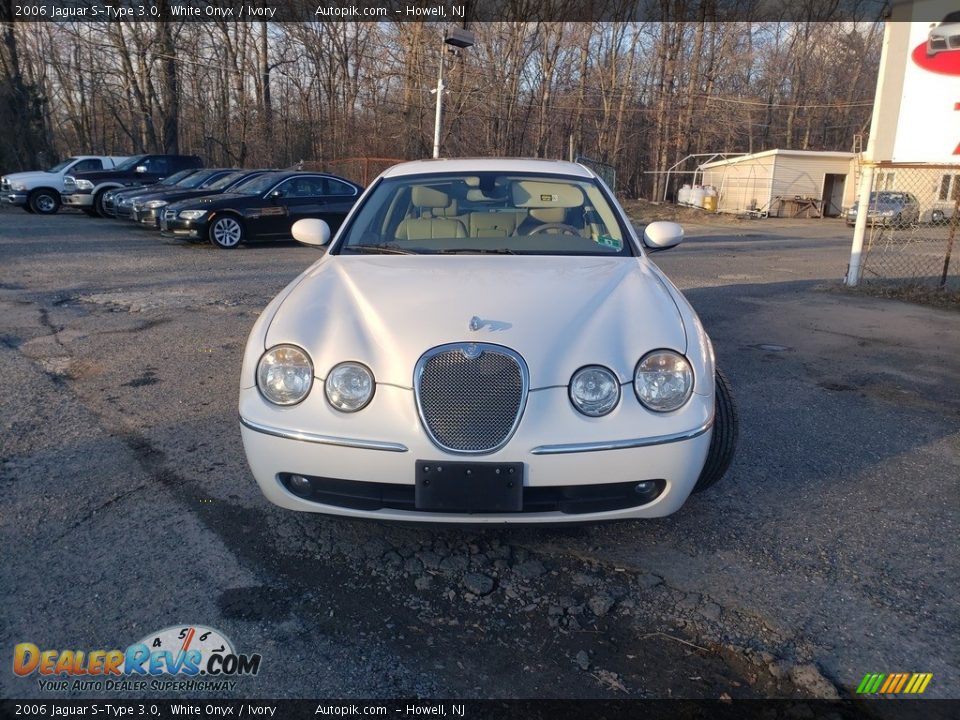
[432, 28, 475, 159]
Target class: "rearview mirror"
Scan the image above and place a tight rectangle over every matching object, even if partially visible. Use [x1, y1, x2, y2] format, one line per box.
[292, 218, 331, 247]
[642, 221, 684, 251]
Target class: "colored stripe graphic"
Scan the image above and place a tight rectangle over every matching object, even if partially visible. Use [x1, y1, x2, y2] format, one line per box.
[856, 672, 933, 694]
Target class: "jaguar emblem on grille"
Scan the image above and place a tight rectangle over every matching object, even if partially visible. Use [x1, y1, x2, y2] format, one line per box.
[461, 343, 482, 359]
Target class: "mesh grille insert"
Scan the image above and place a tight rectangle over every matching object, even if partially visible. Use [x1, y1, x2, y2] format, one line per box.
[416, 345, 526, 453]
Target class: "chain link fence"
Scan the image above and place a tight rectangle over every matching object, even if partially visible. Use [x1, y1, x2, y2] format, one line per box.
[853, 164, 960, 294]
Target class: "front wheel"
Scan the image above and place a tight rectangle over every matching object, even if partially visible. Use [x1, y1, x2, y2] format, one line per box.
[28, 189, 60, 214]
[93, 190, 110, 217]
[209, 215, 245, 249]
[691, 368, 739, 494]
[931, 210, 946, 225]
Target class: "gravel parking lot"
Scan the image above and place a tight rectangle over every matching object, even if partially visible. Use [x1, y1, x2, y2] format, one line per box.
[1, 207, 957, 700]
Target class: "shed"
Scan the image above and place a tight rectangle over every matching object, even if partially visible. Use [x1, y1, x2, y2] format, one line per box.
[698, 149, 857, 218]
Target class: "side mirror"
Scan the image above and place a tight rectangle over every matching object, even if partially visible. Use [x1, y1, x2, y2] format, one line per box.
[270, 189, 284, 199]
[642, 221, 684, 251]
[135, 165, 147, 173]
[292, 218, 331, 247]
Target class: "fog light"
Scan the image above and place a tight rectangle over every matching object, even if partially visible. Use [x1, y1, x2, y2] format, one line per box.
[288, 474, 312, 497]
[635, 481, 656, 494]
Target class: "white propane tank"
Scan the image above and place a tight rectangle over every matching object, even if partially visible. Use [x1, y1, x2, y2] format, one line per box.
[678, 184, 691, 206]
[690, 185, 706, 208]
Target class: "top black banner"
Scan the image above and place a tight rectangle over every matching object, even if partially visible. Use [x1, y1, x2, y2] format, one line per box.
[4, 0, 955, 23]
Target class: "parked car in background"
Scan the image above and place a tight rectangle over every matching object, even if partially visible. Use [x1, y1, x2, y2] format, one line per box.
[927, 11, 960, 56]
[124, 168, 238, 226]
[129, 169, 276, 229]
[238, 158, 738, 523]
[2, 155, 130, 214]
[62, 154, 204, 217]
[102, 169, 204, 218]
[846, 191, 921, 227]
[160, 171, 362, 248]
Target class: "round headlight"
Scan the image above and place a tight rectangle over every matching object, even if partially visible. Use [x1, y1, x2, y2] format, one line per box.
[324, 362, 375, 412]
[569, 365, 621, 417]
[256, 345, 314, 406]
[634, 350, 693, 412]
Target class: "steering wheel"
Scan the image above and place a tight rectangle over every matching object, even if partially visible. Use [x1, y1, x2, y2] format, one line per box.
[526, 222, 581, 236]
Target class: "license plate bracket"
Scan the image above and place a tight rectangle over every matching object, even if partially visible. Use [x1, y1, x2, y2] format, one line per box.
[415, 460, 523, 513]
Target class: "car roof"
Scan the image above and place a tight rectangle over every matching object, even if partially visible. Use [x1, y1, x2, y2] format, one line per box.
[381, 158, 597, 180]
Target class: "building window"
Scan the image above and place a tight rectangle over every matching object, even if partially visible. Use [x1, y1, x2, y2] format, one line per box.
[938, 174, 960, 201]
[875, 172, 896, 191]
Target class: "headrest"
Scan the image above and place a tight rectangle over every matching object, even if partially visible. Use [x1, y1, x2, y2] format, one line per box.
[512, 180, 584, 208]
[466, 188, 505, 202]
[529, 207, 566, 223]
[412, 186, 451, 209]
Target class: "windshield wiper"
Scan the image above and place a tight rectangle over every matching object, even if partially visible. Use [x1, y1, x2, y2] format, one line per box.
[341, 244, 417, 255]
[434, 247, 517, 255]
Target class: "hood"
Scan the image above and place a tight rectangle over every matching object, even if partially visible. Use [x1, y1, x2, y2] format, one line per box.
[141, 188, 222, 204]
[2, 171, 59, 184]
[265, 255, 686, 388]
[168, 192, 246, 211]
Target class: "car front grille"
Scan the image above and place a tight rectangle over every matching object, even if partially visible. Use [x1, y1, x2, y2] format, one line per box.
[164, 209, 177, 221]
[415, 343, 528, 454]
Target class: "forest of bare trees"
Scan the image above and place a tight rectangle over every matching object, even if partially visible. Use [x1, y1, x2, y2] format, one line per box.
[0, 16, 882, 198]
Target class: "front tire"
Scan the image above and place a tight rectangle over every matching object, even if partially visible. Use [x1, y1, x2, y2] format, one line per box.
[692, 368, 738, 494]
[93, 190, 110, 218]
[209, 215, 245, 249]
[932, 210, 945, 225]
[28, 189, 60, 215]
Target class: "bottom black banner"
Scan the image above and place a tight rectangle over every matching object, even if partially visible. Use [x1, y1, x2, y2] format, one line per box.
[1, 699, 958, 720]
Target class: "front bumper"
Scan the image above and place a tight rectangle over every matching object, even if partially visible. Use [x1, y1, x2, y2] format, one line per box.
[240, 383, 714, 523]
[160, 211, 208, 240]
[131, 207, 162, 227]
[62, 192, 93, 208]
[3, 192, 27, 207]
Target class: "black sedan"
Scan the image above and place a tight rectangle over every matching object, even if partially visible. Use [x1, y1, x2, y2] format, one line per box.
[103, 169, 203, 218]
[129, 169, 273, 228]
[160, 171, 362, 249]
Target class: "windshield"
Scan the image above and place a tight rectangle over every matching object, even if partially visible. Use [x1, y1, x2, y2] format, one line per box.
[176, 169, 219, 189]
[47, 158, 78, 173]
[114, 155, 147, 171]
[206, 171, 246, 190]
[235, 173, 282, 196]
[335, 172, 633, 256]
[160, 169, 197, 186]
[871, 192, 911, 204]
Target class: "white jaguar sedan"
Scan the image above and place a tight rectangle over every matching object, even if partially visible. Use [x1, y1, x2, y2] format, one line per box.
[239, 158, 737, 523]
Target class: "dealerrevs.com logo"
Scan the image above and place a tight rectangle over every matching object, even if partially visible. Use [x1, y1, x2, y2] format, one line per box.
[13, 625, 262, 692]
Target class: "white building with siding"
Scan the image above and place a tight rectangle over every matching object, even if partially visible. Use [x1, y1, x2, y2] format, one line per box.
[698, 149, 857, 217]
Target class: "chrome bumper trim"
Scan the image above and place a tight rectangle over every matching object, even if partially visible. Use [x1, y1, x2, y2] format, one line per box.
[530, 418, 713, 455]
[240, 416, 408, 453]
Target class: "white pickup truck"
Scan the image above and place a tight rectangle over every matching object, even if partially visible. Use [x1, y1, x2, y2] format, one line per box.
[2, 155, 130, 214]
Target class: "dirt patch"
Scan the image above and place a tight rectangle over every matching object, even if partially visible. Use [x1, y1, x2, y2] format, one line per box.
[842, 283, 960, 310]
[622, 198, 749, 226]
